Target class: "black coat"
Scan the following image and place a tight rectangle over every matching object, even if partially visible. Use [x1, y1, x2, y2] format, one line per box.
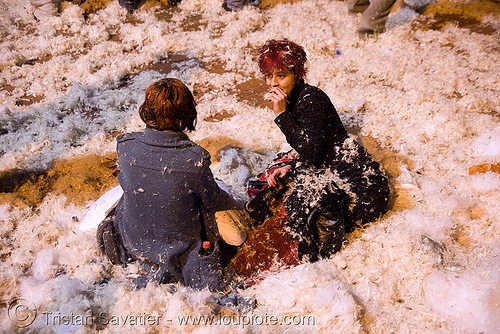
[114, 128, 223, 283]
[274, 80, 390, 247]
[275, 79, 348, 167]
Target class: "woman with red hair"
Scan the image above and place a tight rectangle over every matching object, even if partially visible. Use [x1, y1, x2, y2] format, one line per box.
[246, 39, 390, 263]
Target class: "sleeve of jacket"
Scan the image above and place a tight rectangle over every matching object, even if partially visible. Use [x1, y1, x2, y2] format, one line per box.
[193, 149, 223, 238]
[274, 91, 330, 166]
[196, 150, 222, 210]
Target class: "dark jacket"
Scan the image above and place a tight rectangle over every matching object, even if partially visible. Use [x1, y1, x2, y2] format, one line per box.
[274, 80, 390, 232]
[114, 128, 223, 283]
[275, 79, 348, 167]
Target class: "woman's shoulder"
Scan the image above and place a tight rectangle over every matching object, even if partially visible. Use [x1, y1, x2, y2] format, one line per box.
[116, 130, 210, 165]
[295, 83, 334, 110]
[116, 132, 138, 143]
[288, 80, 327, 106]
[297, 83, 331, 101]
[186, 143, 211, 161]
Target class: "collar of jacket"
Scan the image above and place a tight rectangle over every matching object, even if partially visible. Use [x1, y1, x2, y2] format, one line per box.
[135, 127, 195, 148]
[287, 78, 307, 110]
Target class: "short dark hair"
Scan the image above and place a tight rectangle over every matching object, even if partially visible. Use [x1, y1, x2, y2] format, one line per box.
[138, 78, 197, 132]
[258, 39, 308, 79]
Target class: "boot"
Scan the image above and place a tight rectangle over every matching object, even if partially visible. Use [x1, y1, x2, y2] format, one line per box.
[118, 0, 145, 13]
[316, 214, 345, 258]
[245, 176, 290, 225]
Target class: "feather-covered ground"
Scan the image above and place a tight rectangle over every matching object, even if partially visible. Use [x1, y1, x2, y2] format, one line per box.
[1, 0, 500, 332]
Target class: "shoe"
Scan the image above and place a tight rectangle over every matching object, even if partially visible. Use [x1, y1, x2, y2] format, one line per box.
[316, 215, 345, 259]
[118, 0, 144, 13]
[245, 176, 290, 225]
[212, 293, 257, 314]
[358, 28, 384, 39]
[348, 8, 365, 15]
[222, 1, 232, 11]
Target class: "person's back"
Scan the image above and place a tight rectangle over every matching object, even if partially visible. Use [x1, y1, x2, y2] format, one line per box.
[115, 128, 220, 282]
[105, 78, 244, 290]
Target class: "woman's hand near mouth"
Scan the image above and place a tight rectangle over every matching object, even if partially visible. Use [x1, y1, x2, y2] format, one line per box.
[266, 87, 287, 115]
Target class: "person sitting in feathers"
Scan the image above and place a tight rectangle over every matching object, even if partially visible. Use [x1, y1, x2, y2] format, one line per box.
[245, 39, 390, 262]
[97, 78, 248, 291]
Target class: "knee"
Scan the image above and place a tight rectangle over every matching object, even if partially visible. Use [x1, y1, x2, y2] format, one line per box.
[215, 209, 250, 246]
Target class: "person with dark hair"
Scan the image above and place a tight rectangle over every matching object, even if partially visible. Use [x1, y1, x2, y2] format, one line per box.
[243, 39, 390, 264]
[98, 78, 248, 290]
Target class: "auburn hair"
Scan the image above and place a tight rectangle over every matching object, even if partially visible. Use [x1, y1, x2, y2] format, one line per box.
[138, 78, 197, 132]
[258, 39, 308, 79]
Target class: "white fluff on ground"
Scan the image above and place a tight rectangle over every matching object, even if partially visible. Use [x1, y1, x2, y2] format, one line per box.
[1, 0, 500, 333]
